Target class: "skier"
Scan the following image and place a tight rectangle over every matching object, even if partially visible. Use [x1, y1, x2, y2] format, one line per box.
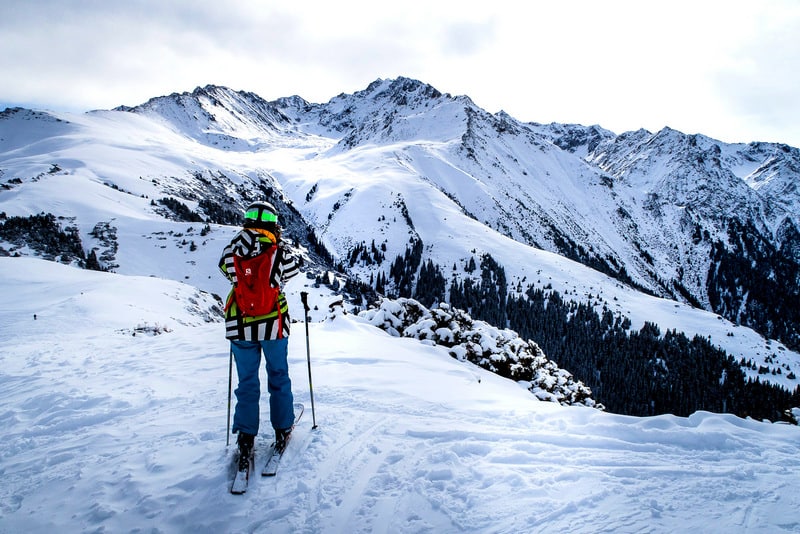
[219, 201, 301, 470]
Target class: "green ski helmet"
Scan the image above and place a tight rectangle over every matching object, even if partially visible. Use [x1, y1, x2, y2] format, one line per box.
[243, 201, 278, 232]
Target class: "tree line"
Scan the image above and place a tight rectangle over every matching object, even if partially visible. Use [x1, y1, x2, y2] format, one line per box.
[362, 245, 800, 421]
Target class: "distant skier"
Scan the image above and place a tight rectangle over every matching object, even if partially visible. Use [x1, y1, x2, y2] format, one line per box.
[219, 201, 301, 469]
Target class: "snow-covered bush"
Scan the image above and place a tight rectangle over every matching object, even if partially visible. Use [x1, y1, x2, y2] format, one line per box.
[359, 297, 602, 409]
[786, 407, 800, 426]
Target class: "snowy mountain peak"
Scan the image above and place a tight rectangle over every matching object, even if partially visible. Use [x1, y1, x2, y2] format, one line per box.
[362, 76, 444, 102]
[528, 121, 616, 156]
[114, 84, 294, 150]
[289, 76, 475, 148]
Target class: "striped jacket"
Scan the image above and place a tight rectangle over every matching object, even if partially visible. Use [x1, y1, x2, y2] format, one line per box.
[218, 228, 301, 341]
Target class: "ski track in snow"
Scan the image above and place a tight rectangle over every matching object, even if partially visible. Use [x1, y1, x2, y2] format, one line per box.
[3, 331, 799, 533]
[1, 259, 800, 533]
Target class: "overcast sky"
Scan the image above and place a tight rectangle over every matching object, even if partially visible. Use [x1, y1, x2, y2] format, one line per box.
[2, 0, 799, 147]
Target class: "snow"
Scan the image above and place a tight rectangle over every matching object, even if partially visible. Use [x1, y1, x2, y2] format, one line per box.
[2, 256, 799, 533]
[3, 84, 800, 532]
[3, 91, 800, 389]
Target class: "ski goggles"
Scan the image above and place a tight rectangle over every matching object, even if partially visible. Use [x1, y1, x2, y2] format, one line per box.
[245, 209, 278, 223]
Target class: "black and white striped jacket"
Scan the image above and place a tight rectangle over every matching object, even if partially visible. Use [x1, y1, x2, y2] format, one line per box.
[218, 228, 301, 341]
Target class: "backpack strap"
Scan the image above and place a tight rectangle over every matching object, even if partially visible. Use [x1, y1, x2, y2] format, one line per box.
[276, 303, 283, 339]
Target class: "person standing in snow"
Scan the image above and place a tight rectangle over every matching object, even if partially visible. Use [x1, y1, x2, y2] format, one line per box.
[219, 201, 301, 468]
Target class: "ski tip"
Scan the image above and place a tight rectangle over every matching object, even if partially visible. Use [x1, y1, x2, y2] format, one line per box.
[230, 473, 249, 494]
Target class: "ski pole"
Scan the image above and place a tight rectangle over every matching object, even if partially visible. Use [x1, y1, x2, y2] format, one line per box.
[300, 291, 318, 429]
[226, 347, 233, 446]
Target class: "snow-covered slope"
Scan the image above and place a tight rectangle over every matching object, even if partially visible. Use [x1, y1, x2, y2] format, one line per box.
[1, 257, 798, 533]
[1, 79, 799, 398]
[535, 121, 800, 334]
[137, 80, 800, 353]
[2, 69, 799, 525]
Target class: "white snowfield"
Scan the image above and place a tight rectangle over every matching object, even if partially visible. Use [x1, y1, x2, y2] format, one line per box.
[1, 257, 799, 534]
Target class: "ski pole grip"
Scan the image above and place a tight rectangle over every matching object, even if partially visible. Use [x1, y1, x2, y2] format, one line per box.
[300, 291, 310, 312]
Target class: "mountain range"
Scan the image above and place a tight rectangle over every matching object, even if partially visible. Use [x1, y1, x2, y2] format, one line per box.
[1, 77, 798, 418]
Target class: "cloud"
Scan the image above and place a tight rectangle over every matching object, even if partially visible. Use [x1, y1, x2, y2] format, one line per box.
[1, 0, 799, 146]
[711, 7, 800, 143]
[441, 20, 497, 57]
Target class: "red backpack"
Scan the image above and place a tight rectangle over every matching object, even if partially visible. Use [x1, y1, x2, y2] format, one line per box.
[227, 244, 282, 328]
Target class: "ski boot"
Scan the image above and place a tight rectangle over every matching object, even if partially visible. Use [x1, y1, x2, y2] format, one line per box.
[274, 427, 292, 453]
[236, 432, 255, 471]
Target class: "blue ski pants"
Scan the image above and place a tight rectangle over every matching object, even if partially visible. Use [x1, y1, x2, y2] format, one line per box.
[231, 337, 294, 436]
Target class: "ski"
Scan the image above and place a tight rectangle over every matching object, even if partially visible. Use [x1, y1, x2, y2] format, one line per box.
[262, 403, 304, 477]
[229, 403, 304, 492]
[230, 453, 253, 495]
